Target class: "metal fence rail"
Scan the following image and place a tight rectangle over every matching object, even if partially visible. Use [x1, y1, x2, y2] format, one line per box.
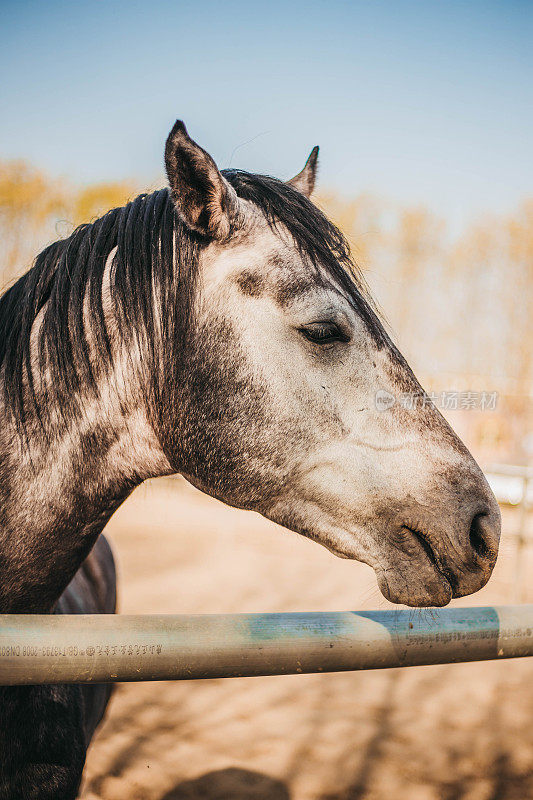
[1, 606, 533, 685]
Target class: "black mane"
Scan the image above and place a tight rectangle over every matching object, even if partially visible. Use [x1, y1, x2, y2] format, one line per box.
[0, 189, 199, 439]
[0, 175, 382, 439]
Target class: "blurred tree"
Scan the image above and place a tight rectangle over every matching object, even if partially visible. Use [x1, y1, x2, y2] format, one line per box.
[316, 190, 385, 268]
[72, 181, 136, 226]
[506, 200, 533, 393]
[0, 160, 67, 283]
[0, 160, 136, 289]
[389, 207, 445, 370]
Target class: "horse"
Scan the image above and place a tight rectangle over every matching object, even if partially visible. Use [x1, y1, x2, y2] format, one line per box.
[0, 120, 500, 798]
[0, 536, 116, 799]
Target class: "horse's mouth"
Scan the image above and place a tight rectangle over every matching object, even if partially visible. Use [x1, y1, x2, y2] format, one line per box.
[404, 525, 458, 595]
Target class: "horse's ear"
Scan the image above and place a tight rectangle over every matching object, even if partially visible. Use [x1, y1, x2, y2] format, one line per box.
[165, 120, 239, 240]
[287, 146, 319, 198]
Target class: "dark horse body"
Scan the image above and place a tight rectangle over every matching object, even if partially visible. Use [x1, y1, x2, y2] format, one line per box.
[0, 121, 500, 797]
[0, 537, 115, 798]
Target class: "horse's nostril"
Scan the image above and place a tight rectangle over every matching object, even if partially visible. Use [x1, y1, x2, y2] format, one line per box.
[469, 512, 492, 560]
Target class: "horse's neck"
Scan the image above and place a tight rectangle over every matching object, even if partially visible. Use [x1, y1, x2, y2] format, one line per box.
[0, 382, 171, 612]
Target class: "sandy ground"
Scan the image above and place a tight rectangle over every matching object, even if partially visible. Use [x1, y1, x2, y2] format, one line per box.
[80, 478, 533, 800]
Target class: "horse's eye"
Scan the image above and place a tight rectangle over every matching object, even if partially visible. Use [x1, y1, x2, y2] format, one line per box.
[299, 321, 349, 345]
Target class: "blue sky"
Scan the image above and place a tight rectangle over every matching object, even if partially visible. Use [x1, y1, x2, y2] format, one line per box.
[1, 0, 531, 229]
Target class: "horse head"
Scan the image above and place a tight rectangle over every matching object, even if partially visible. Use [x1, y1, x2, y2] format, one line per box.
[162, 121, 501, 607]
